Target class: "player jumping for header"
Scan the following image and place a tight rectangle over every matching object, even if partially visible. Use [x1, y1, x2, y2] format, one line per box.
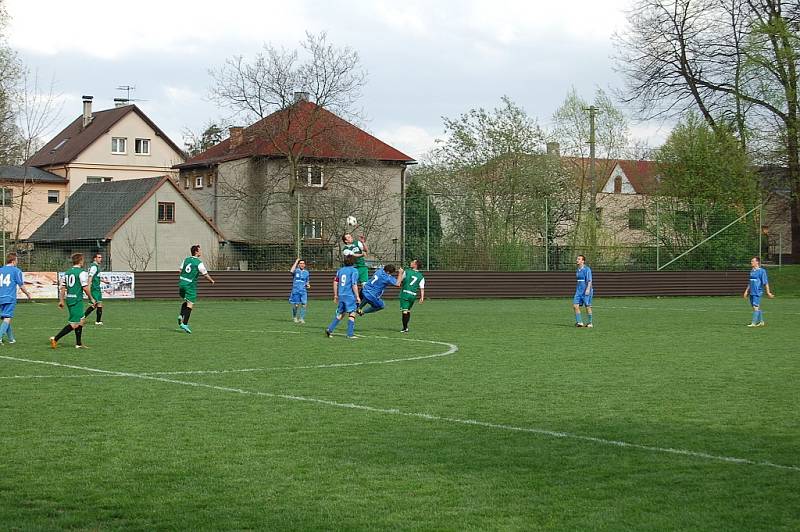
[744, 256, 774, 327]
[177, 244, 215, 334]
[573, 254, 593, 328]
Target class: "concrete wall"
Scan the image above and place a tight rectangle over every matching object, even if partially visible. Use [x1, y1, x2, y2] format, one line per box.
[110, 182, 221, 271]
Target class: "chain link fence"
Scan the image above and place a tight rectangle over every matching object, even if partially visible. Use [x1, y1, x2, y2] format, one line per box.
[1, 181, 786, 272]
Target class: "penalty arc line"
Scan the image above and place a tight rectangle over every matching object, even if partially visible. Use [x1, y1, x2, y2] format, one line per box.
[0, 353, 798, 473]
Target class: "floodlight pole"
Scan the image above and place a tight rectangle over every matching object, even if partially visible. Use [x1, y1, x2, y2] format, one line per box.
[426, 194, 430, 270]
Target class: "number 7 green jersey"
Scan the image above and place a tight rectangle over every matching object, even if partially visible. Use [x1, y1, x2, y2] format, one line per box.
[400, 269, 425, 299]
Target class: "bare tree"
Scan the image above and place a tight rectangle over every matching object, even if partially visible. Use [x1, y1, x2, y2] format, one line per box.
[117, 229, 154, 271]
[208, 31, 389, 257]
[614, 0, 800, 258]
[0, 0, 21, 164]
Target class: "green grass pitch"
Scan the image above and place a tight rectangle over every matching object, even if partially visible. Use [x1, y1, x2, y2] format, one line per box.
[1, 296, 798, 530]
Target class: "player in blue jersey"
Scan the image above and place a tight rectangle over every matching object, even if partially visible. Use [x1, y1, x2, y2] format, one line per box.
[0, 253, 33, 344]
[289, 258, 311, 323]
[573, 254, 593, 328]
[743, 256, 774, 327]
[356, 264, 404, 316]
[326, 254, 361, 339]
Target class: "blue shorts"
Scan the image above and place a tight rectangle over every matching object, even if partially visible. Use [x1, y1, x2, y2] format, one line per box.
[362, 292, 385, 310]
[0, 302, 15, 318]
[337, 298, 357, 315]
[749, 294, 761, 308]
[573, 293, 593, 306]
[289, 291, 307, 304]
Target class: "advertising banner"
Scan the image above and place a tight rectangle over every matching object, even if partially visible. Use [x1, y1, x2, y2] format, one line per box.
[21, 272, 135, 299]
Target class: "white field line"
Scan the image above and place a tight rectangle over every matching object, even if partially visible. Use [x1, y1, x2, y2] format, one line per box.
[1, 353, 798, 473]
[602, 304, 800, 315]
[0, 374, 121, 380]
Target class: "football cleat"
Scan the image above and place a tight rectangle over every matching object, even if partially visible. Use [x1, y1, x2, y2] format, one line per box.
[747, 323, 758, 327]
[49, 337, 57, 349]
[325, 329, 332, 338]
[586, 323, 594, 328]
[180, 323, 192, 334]
[400, 328, 409, 333]
[356, 308, 364, 316]
[8, 339, 15, 344]
[95, 322, 104, 326]
[298, 318, 305, 324]
[756, 322, 766, 327]
[177, 315, 182, 327]
[575, 322, 585, 327]
[76, 344, 89, 349]
[346, 335, 358, 340]
[293, 317, 299, 323]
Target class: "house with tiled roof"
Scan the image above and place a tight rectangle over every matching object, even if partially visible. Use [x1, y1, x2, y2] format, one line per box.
[175, 95, 415, 267]
[27, 96, 185, 195]
[28, 177, 225, 271]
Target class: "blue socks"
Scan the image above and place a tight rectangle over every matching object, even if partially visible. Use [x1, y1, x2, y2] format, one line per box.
[6, 325, 13, 342]
[299, 305, 306, 320]
[0, 321, 8, 339]
[587, 313, 593, 324]
[291, 305, 297, 318]
[752, 310, 759, 324]
[362, 304, 378, 314]
[327, 317, 341, 333]
[347, 319, 355, 337]
[575, 312, 582, 324]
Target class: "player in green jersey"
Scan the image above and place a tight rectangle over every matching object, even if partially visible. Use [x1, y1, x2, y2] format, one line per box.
[341, 233, 369, 286]
[399, 259, 425, 333]
[83, 252, 106, 325]
[177, 244, 215, 333]
[50, 253, 96, 349]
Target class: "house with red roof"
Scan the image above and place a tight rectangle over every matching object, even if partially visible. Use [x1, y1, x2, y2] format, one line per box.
[175, 95, 415, 267]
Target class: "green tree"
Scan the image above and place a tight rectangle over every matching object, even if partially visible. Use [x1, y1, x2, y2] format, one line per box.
[652, 114, 760, 269]
[0, 0, 21, 164]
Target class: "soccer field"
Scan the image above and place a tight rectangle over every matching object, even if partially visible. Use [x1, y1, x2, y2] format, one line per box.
[1, 297, 798, 530]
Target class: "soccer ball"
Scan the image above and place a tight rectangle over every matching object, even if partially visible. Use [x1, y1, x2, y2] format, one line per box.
[346, 215, 358, 227]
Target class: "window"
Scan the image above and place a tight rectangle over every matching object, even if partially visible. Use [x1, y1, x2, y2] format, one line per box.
[299, 165, 324, 187]
[184, 177, 191, 189]
[194, 176, 204, 189]
[111, 137, 127, 154]
[303, 219, 322, 239]
[48, 190, 60, 204]
[51, 138, 69, 152]
[674, 211, 691, 232]
[86, 176, 112, 184]
[0, 188, 12, 207]
[158, 202, 175, 223]
[614, 176, 622, 194]
[628, 208, 646, 230]
[135, 138, 151, 155]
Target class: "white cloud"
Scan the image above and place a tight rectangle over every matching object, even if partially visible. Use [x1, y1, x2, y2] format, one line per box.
[376, 125, 439, 161]
[7, 0, 309, 59]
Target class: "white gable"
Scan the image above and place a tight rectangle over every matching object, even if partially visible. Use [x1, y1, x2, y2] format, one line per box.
[601, 164, 636, 194]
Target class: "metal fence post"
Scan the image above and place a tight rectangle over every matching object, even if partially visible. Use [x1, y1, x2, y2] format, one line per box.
[426, 193, 430, 270]
[544, 198, 549, 272]
[655, 198, 660, 271]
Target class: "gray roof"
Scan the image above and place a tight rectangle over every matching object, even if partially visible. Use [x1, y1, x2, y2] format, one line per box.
[0, 166, 67, 183]
[28, 177, 165, 242]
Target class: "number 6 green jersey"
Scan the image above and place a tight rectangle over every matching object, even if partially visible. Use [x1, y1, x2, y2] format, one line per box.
[179, 256, 207, 288]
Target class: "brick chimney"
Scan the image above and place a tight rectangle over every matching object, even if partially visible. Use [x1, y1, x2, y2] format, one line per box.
[229, 126, 244, 148]
[293, 91, 310, 103]
[82, 95, 93, 128]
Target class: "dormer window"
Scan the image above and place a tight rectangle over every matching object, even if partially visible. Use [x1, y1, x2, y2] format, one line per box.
[111, 137, 127, 154]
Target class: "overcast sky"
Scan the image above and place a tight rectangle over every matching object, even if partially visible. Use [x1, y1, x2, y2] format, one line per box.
[6, 0, 670, 160]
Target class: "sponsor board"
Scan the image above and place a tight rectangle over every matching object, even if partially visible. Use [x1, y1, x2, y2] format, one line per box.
[20, 272, 135, 299]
